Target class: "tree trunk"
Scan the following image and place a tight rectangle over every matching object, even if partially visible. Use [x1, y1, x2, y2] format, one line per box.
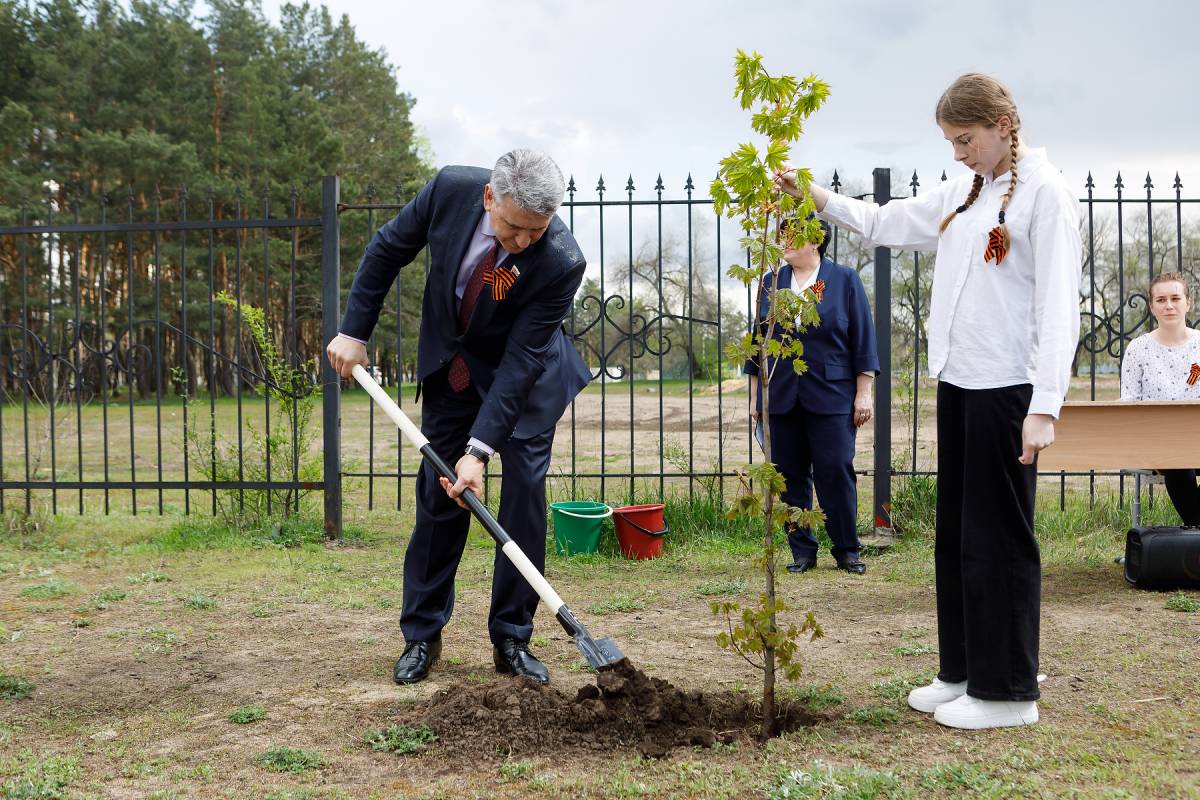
[760, 335, 778, 740]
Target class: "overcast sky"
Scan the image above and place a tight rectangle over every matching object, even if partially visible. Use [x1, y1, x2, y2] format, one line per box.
[247, 0, 1198, 200]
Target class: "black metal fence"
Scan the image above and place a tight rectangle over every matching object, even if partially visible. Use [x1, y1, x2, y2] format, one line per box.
[0, 185, 327, 519]
[3, 169, 1197, 536]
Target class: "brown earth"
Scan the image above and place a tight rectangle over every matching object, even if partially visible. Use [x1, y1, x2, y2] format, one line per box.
[401, 659, 819, 760]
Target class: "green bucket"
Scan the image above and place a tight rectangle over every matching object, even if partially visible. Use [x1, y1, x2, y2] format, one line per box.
[550, 501, 612, 556]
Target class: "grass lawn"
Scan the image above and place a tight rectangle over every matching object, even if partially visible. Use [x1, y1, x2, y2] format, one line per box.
[1, 481, 1198, 798]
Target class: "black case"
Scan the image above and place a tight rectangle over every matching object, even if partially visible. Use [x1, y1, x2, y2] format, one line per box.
[1124, 526, 1200, 590]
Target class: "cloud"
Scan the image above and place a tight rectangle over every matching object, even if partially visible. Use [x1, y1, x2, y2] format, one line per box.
[252, 0, 1195, 200]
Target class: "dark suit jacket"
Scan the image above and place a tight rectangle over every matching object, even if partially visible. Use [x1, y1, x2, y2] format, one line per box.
[744, 257, 880, 416]
[340, 166, 591, 446]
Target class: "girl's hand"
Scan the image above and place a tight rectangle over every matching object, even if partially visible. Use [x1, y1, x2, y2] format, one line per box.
[773, 166, 802, 198]
[1019, 414, 1055, 464]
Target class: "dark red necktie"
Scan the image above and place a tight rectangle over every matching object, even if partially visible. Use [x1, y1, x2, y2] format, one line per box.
[447, 241, 498, 392]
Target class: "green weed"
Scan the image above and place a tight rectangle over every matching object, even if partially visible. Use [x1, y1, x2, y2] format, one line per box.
[892, 643, 934, 657]
[183, 593, 216, 611]
[919, 762, 1007, 794]
[587, 592, 649, 615]
[846, 706, 901, 726]
[255, 746, 324, 773]
[141, 627, 182, 652]
[871, 671, 936, 701]
[889, 473, 937, 539]
[0, 751, 80, 799]
[782, 684, 846, 712]
[18, 579, 76, 599]
[228, 706, 267, 724]
[694, 578, 747, 596]
[363, 724, 437, 755]
[498, 760, 534, 780]
[127, 571, 171, 585]
[0, 675, 35, 701]
[771, 760, 900, 799]
[1165, 593, 1198, 612]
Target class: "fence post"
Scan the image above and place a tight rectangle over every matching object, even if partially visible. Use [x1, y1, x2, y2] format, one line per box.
[321, 175, 343, 539]
[872, 168, 893, 536]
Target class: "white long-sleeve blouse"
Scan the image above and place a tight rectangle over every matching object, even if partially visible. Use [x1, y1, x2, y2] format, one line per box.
[818, 148, 1082, 418]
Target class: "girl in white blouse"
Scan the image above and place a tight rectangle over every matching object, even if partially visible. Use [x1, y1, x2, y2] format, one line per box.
[777, 73, 1081, 730]
[1120, 272, 1200, 525]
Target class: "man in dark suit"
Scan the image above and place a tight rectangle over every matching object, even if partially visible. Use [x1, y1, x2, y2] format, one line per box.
[326, 149, 590, 685]
[746, 219, 880, 574]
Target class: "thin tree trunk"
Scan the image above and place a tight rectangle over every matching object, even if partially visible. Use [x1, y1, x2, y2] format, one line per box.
[757, 214, 780, 740]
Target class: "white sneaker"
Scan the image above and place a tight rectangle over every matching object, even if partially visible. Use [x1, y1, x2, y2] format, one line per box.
[907, 678, 967, 713]
[933, 694, 1039, 730]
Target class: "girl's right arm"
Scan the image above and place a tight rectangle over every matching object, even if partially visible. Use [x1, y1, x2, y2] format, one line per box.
[775, 167, 950, 252]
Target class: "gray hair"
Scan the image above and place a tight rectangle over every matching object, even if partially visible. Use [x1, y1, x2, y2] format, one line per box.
[489, 149, 565, 216]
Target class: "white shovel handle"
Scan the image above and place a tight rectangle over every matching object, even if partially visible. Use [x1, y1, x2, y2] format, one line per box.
[350, 364, 429, 449]
[348, 363, 567, 615]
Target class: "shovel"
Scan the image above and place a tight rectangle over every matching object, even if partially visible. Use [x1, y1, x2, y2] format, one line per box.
[350, 364, 627, 672]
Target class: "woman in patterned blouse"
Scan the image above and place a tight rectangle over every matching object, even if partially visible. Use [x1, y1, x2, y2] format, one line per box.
[1120, 272, 1200, 525]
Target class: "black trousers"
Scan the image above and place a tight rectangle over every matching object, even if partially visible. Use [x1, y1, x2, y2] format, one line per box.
[1161, 470, 1200, 526]
[769, 405, 862, 561]
[935, 381, 1040, 702]
[399, 368, 555, 646]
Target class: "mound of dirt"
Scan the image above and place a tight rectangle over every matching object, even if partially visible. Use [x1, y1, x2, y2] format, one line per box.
[398, 660, 818, 759]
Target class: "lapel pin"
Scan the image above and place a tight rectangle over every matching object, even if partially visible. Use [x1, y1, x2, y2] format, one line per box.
[811, 278, 826, 303]
[483, 265, 518, 301]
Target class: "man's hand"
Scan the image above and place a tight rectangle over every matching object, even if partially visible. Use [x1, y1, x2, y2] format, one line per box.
[1019, 414, 1055, 465]
[853, 389, 873, 428]
[749, 376, 761, 422]
[439, 453, 486, 509]
[326, 334, 369, 380]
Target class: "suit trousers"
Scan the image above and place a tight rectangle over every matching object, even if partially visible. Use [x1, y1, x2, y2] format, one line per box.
[1161, 469, 1200, 527]
[935, 381, 1041, 702]
[399, 367, 555, 645]
[769, 405, 862, 561]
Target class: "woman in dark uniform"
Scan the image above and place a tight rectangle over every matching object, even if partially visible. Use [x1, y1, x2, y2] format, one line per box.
[745, 219, 880, 574]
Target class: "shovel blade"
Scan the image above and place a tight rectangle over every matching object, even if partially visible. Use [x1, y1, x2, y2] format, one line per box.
[575, 634, 626, 671]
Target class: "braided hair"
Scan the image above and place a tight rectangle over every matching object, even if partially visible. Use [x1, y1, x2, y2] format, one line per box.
[938, 174, 984, 234]
[935, 73, 1022, 263]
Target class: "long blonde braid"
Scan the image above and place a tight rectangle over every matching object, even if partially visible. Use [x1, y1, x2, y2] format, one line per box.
[938, 174, 985, 233]
[989, 132, 1020, 258]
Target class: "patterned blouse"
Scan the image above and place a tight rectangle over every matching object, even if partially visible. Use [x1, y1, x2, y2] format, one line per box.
[1120, 328, 1200, 401]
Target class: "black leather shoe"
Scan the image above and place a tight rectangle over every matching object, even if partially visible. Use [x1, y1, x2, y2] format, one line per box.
[393, 639, 441, 685]
[493, 638, 550, 685]
[786, 557, 817, 574]
[836, 557, 867, 575]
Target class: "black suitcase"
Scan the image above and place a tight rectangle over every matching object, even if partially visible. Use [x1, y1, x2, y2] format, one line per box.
[1124, 526, 1200, 590]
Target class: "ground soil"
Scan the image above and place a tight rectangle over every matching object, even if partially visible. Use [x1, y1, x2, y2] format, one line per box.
[401, 659, 818, 760]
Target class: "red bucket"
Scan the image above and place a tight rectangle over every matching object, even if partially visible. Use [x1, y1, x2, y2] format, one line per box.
[612, 503, 669, 560]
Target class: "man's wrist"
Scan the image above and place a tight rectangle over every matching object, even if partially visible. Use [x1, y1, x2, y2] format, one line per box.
[464, 444, 491, 465]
